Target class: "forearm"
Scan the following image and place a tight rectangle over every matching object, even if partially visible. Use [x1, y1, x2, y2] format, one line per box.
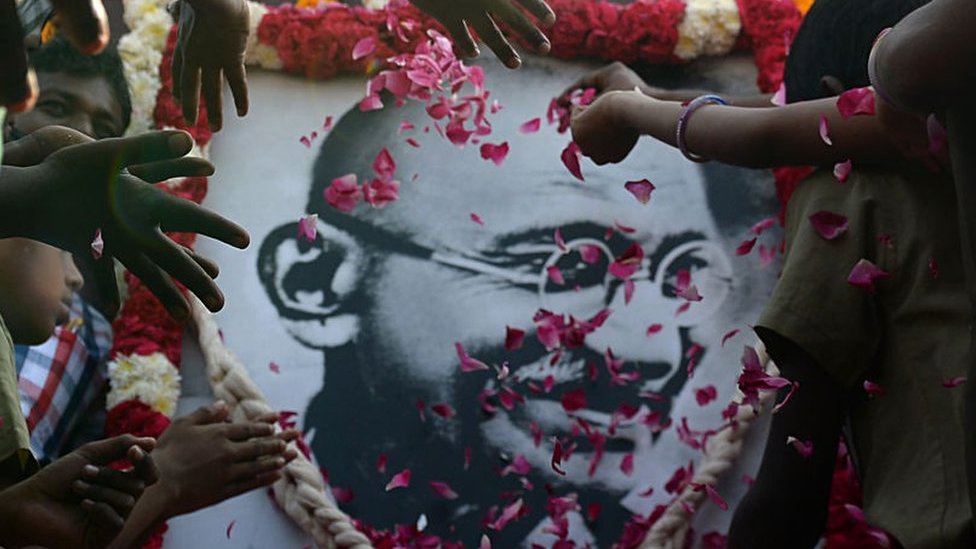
[106, 483, 173, 549]
[614, 91, 907, 169]
[654, 88, 774, 108]
[874, 0, 976, 113]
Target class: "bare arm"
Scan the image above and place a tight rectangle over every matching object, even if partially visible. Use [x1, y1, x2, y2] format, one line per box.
[727, 330, 845, 549]
[571, 90, 910, 170]
[873, 0, 976, 114]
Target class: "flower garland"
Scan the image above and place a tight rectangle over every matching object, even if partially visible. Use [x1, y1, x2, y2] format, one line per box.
[111, 1, 865, 548]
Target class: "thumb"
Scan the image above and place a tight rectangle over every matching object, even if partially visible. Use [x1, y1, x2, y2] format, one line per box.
[76, 434, 157, 464]
[187, 400, 230, 425]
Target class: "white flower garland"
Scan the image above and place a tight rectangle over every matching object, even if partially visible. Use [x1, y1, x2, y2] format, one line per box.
[674, 0, 742, 60]
[106, 353, 183, 417]
[118, 0, 172, 135]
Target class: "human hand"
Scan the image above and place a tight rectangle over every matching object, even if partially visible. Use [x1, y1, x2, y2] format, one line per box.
[409, 0, 555, 68]
[875, 93, 938, 161]
[149, 402, 299, 517]
[3, 127, 249, 318]
[1, 435, 157, 549]
[172, 0, 249, 131]
[560, 62, 656, 106]
[570, 90, 641, 165]
[1, 0, 110, 111]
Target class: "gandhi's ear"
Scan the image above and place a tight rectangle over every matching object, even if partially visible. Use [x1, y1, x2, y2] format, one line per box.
[257, 221, 364, 349]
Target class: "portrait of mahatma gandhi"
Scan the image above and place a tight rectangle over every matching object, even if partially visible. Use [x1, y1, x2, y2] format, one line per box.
[251, 57, 777, 547]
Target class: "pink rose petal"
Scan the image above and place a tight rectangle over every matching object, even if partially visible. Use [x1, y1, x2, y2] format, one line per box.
[268, 361, 280, 374]
[703, 484, 729, 511]
[470, 212, 484, 225]
[579, 244, 602, 264]
[836, 87, 876, 119]
[624, 179, 655, 204]
[385, 468, 411, 491]
[646, 324, 663, 336]
[561, 388, 587, 413]
[772, 381, 799, 414]
[554, 228, 567, 252]
[819, 115, 833, 146]
[863, 380, 886, 397]
[456, 342, 490, 372]
[943, 376, 967, 388]
[759, 244, 777, 268]
[405, 137, 421, 148]
[676, 284, 703, 302]
[362, 177, 400, 208]
[505, 326, 525, 351]
[519, 117, 541, 134]
[787, 436, 814, 458]
[90, 229, 104, 260]
[609, 244, 643, 279]
[722, 329, 740, 346]
[372, 148, 396, 180]
[491, 498, 524, 531]
[927, 114, 947, 155]
[809, 210, 848, 240]
[359, 94, 383, 112]
[324, 174, 361, 212]
[614, 220, 637, 234]
[834, 159, 852, 183]
[428, 480, 459, 500]
[352, 36, 376, 60]
[623, 279, 636, 304]
[771, 83, 787, 107]
[695, 385, 717, 406]
[546, 265, 565, 285]
[847, 259, 890, 294]
[376, 453, 387, 473]
[431, 403, 456, 418]
[619, 453, 634, 476]
[226, 520, 236, 539]
[298, 213, 318, 242]
[561, 142, 584, 181]
[300, 135, 311, 148]
[323, 116, 334, 131]
[750, 216, 778, 236]
[550, 439, 567, 475]
[464, 447, 472, 470]
[736, 238, 757, 256]
[480, 535, 492, 549]
[479, 142, 509, 166]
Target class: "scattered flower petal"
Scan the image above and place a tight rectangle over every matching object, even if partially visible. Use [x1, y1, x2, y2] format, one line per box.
[352, 36, 376, 60]
[376, 453, 387, 473]
[736, 238, 757, 256]
[547, 265, 565, 285]
[623, 279, 636, 305]
[226, 520, 236, 539]
[864, 380, 886, 397]
[809, 210, 849, 240]
[519, 117, 541, 134]
[819, 115, 833, 146]
[579, 244, 602, 264]
[609, 244, 644, 279]
[624, 179, 655, 204]
[550, 439, 566, 475]
[771, 83, 786, 107]
[722, 329, 740, 346]
[750, 216, 778, 236]
[929, 257, 940, 280]
[268, 362, 280, 374]
[359, 94, 383, 112]
[428, 480, 459, 500]
[491, 499, 525, 531]
[298, 213, 318, 242]
[834, 159, 852, 183]
[505, 326, 525, 351]
[324, 174, 361, 212]
[431, 403, 456, 418]
[943, 376, 967, 388]
[323, 116, 334, 131]
[772, 381, 800, 413]
[456, 342, 489, 372]
[561, 388, 587, 413]
[561, 142, 584, 181]
[470, 212, 484, 225]
[385, 468, 412, 491]
[480, 142, 509, 166]
[620, 453, 634, 476]
[787, 436, 814, 458]
[927, 114, 947, 155]
[90, 229, 104, 260]
[695, 385, 717, 406]
[362, 178, 400, 208]
[480, 534, 492, 549]
[836, 87, 876, 119]
[405, 137, 421, 148]
[847, 259, 890, 294]
[646, 324, 663, 336]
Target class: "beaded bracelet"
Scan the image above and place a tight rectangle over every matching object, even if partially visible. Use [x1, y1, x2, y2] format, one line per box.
[676, 94, 728, 163]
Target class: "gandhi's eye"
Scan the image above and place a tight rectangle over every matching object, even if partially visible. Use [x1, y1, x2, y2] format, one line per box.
[661, 249, 710, 298]
[543, 240, 612, 294]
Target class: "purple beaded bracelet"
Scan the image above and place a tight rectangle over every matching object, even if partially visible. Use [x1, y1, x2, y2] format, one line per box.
[676, 94, 728, 163]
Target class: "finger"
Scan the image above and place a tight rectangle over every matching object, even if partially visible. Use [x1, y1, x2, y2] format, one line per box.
[516, 0, 555, 26]
[81, 499, 125, 531]
[181, 65, 202, 126]
[73, 480, 137, 516]
[224, 471, 282, 500]
[229, 455, 287, 480]
[490, 0, 549, 53]
[185, 400, 230, 425]
[129, 445, 160, 486]
[438, 17, 479, 58]
[80, 465, 146, 497]
[141, 232, 225, 312]
[77, 434, 157, 464]
[470, 13, 520, 69]
[0, 0, 35, 110]
[115, 248, 190, 320]
[224, 61, 249, 117]
[127, 156, 215, 182]
[1, 125, 92, 166]
[155, 193, 250, 249]
[201, 68, 223, 131]
[223, 421, 276, 442]
[85, 130, 194, 169]
[89, 254, 120, 318]
[277, 429, 300, 443]
[253, 410, 280, 424]
[172, 36, 185, 105]
[49, 0, 110, 54]
[185, 247, 220, 278]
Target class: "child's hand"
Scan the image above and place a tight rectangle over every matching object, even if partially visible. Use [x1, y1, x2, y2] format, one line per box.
[409, 0, 555, 68]
[3, 128, 248, 319]
[149, 402, 299, 517]
[571, 91, 641, 165]
[172, 0, 250, 131]
[560, 62, 656, 107]
[1, 435, 157, 549]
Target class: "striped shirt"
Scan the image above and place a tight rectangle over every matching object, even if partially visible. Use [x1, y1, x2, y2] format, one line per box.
[15, 294, 111, 464]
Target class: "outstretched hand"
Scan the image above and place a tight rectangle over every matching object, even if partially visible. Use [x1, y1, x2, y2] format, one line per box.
[560, 62, 654, 106]
[410, 0, 555, 68]
[1, 0, 110, 111]
[1, 126, 249, 319]
[172, 0, 250, 131]
[571, 90, 642, 165]
[149, 402, 299, 517]
[0, 435, 157, 549]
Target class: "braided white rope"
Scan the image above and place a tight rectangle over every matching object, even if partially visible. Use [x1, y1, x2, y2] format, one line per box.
[638, 341, 780, 549]
[189, 296, 374, 549]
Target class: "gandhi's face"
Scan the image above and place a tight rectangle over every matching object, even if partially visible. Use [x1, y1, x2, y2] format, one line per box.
[262, 59, 766, 544]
